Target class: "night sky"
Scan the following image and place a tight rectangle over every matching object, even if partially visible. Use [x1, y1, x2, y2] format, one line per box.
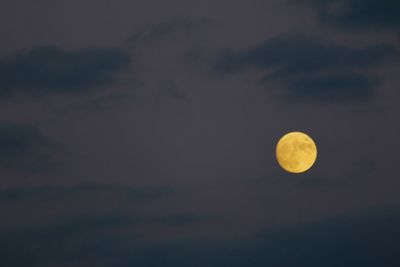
[1, 1, 400, 266]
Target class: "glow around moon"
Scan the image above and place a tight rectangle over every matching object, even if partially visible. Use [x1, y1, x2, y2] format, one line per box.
[276, 132, 317, 173]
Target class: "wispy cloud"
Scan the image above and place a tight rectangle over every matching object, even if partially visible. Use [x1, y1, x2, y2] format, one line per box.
[2, 206, 399, 267]
[294, 0, 400, 31]
[214, 34, 397, 102]
[0, 46, 130, 98]
[0, 124, 56, 172]
[0, 184, 175, 203]
[127, 17, 212, 46]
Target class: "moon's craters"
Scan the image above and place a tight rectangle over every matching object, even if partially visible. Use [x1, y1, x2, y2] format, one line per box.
[276, 132, 317, 173]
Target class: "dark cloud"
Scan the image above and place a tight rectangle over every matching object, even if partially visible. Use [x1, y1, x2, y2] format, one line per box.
[285, 72, 379, 101]
[0, 214, 134, 267]
[1, 207, 399, 267]
[0, 184, 175, 203]
[250, 209, 400, 267]
[158, 81, 189, 102]
[0, 124, 56, 172]
[218, 208, 400, 267]
[83, 93, 137, 111]
[295, 0, 400, 31]
[127, 17, 212, 45]
[214, 35, 397, 102]
[0, 212, 213, 267]
[0, 46, 130, 98]
[144, 212, 209, 226]
[216, 35, 395, 74]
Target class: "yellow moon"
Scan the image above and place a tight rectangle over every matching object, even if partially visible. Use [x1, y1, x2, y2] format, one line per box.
[276, 132, 317, 173]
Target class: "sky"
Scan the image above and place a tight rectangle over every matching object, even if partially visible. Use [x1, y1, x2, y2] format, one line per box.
[0, 0, 400, 266]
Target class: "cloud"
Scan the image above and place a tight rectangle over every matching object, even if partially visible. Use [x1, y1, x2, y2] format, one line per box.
[82, 93, 137, 111]
[143, 212, 209, 226]
[0, 46, 130, 98]
[295, 0, 400, 31]
[127, 17, 212, 45]
[2, 206, 399, 266]
[0, 214, 134, 267]
[285, 72, 379, 101]
[113, 207, 400, 267]
[0, 211, 213, 267]
[215, 35, 395, 73]
[0, 124, 56, 172]
[214, 35, 397, 102]
[0, 184, 175, 203]
[157, 81, 189, 102]
[241, 208, 400, 267]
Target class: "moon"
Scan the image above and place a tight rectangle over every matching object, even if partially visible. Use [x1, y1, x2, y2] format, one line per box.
[276, 132, 317, 173]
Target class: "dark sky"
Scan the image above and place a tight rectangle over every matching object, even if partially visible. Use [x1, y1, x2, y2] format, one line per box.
[1, 0, 400, 266]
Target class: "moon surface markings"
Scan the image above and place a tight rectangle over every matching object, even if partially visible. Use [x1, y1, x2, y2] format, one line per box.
[276, 132, 317, 173]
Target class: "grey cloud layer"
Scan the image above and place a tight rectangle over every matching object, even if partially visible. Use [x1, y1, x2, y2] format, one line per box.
[2, 206, 399, 267]
[0, 124, 56, 172]
[215, 35, 397, 102]
[0, 183, 212, 267]
[296, 0, 400, 31]
[0, 46, 130, 98]
[0, 184, 175, 203]
[128, 17, 211, 45]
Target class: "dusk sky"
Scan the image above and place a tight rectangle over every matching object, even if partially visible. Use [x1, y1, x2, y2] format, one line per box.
[1, 1, 400, 266]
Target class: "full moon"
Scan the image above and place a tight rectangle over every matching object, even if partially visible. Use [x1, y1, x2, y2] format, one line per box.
[276, 132, 317, 173]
